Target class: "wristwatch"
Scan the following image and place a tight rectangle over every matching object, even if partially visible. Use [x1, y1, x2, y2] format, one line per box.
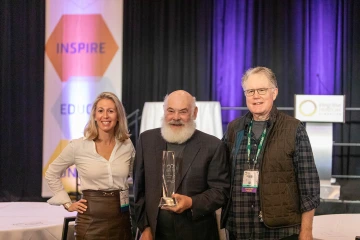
[63, 202, 72, 210]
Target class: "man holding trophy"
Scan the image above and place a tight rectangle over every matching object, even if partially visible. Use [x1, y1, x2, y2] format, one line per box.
[133, 90, 230, 240]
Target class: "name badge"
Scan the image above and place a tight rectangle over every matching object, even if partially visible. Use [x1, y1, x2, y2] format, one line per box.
[120, 189, 129, 212]
[241, 170, 259, 193]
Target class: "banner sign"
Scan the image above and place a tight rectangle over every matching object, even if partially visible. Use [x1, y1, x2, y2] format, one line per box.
[294, 95, 345, 123]
[42, 0, 123, 197]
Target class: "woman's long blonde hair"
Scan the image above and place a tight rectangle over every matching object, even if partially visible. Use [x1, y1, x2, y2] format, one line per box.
[84, 92, 130, 141]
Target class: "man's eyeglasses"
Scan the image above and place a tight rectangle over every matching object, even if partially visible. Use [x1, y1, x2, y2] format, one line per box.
[243, 88, 274, 97]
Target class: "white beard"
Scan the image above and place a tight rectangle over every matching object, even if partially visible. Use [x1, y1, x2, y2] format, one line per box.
[160, 117, 196, 144]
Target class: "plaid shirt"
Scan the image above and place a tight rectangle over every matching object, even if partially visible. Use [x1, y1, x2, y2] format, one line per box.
[225, 113, 320, 240]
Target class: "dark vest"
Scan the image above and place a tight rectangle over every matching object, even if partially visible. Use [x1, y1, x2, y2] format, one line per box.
[260, 111, 301, 228]
[221, 106, 301, 228]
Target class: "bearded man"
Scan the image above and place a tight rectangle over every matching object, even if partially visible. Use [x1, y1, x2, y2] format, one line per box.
[133, 90, 230, 240]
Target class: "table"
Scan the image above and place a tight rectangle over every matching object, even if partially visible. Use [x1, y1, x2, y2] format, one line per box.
[313, 214, 360, 240]
[0, 202, 76, 240]
[140, 101, 223, 139]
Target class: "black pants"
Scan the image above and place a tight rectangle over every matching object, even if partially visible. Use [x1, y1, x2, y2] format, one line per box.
[155, 209, 177, 239]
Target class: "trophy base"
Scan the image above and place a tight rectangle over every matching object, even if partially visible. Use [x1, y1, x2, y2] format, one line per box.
[159, 197, 177, 207]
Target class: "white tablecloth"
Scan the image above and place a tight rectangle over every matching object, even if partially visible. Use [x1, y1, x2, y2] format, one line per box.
[0, 202, 76, 240]
[140, 101, 223, 139]
[313, 214, 360, 240]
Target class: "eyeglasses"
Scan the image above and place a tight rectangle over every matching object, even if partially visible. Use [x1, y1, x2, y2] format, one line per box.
[243, 88, 274, 97]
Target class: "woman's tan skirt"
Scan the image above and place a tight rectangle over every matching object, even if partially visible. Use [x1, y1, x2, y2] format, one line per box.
[75, 190, 132, 240]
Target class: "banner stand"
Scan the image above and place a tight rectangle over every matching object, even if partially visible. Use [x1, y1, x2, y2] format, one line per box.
[306, 123, 340, 199]
[42, 0, 124, 198]
[295, 94, 345, 200]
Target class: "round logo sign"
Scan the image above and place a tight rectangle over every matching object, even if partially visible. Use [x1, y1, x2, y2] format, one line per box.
[299, 100, 317, 116]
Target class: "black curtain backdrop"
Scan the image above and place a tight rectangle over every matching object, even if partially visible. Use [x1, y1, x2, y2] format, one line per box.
[0, 0, 45, 201]
[331, 1, 360, 177]
[0, 0, 359, 201]
[122, 0, 214, 112]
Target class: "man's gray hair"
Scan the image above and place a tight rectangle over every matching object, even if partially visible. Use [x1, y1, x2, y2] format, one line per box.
[241, 66, 278, 89]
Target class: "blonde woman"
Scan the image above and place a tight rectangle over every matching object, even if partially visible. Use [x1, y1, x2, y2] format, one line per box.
[46, 92, 134, 240]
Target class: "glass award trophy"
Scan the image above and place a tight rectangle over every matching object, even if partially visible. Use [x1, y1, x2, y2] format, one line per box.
[159, 151, 177, 207]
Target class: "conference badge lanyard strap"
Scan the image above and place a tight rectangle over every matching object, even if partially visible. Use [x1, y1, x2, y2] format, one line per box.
[242, 120, 266, 193]
[119, 189, 129, 212]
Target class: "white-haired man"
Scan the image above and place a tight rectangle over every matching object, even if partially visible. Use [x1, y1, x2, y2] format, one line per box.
[221, 67, 320, 240]
[133, 90, 230, 240]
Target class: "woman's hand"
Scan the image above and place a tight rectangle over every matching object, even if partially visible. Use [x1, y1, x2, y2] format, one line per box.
[67, 199, 87, 213]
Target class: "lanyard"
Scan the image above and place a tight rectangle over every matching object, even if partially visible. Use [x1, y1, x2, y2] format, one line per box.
[247, 120, 267, 169]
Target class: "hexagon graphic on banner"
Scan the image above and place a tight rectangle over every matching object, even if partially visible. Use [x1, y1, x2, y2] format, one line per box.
[46, 14, 119, 82]
[51, 76, 116, 140]
[43, 140, 80, 194]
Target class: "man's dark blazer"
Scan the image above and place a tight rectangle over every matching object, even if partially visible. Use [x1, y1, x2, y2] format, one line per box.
[133, 128, 230, 240]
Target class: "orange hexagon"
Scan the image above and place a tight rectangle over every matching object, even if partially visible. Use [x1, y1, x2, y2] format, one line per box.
[46, 14, 119, 82]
